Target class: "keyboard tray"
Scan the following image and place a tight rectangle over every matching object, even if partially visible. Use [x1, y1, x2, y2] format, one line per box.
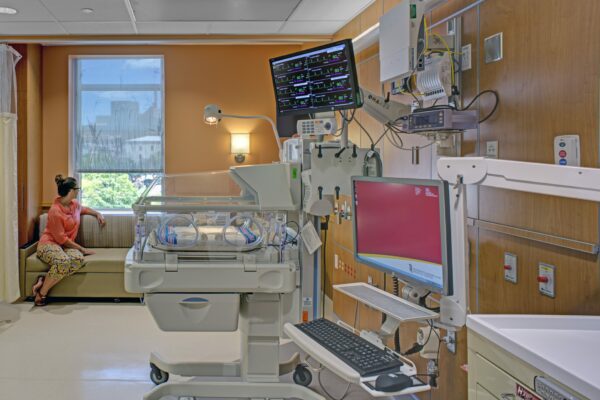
[334, 282, 439, 322]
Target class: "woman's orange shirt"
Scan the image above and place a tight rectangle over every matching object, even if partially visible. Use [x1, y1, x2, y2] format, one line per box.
[39, 197, 90, 246]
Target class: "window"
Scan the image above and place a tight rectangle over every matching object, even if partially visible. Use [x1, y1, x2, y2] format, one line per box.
[71, 56, 164, 210]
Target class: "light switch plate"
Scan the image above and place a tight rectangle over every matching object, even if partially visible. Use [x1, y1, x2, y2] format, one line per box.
[484, 32, 503, 63]
[486, 140, 499, 158]
[461, 44, 472, 71]
[538, 263, 555, 298]
[504, 252, 517, 283]
[447, 19, 456, 35]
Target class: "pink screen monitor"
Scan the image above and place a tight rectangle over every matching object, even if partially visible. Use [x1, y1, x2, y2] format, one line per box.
[352, 177, 452, 295]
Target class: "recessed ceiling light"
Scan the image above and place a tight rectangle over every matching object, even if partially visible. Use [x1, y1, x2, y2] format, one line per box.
[81, 8, 94, 14]
[0, 6, 17, 15]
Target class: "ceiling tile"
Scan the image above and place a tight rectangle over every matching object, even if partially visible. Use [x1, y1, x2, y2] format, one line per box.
[279, 21, 345, 35]
[39, 0, 131, 22]
[136, 21, 210, 34]
[131, 0, 301, 22]
[0, 0, 55, 22]
[289, 0, 375, 21]
[62, 22, 136, 35]
[0, 22, 65, 35]
[209, 21, 284, 34]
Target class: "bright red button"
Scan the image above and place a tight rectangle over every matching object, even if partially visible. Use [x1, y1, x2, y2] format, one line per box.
[559, 150, 567, 157]
[537, 276, 549, 283]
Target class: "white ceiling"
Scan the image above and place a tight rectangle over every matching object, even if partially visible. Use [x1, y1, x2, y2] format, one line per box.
[0, 0, 376, 36]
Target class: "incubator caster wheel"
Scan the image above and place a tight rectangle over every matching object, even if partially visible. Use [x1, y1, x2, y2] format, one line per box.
[293, 364, 312, 387]
[149, 363, 169, 385]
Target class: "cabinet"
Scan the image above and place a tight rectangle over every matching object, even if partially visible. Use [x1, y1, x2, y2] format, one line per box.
[468, 329, 588, 400]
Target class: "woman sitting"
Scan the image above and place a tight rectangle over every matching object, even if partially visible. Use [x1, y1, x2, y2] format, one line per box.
[32, 175, 106, 306]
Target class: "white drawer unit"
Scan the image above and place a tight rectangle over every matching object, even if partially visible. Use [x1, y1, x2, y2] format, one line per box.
[467, 315, 595, 400]
[145, 293, 240, 332]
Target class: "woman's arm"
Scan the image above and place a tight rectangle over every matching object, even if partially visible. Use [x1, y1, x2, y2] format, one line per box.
[63, 238, 95, 255]
[81, 206, 106, 227]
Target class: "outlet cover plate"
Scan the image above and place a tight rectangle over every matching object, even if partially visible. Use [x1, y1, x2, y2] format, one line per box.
[504, 252, 517, 283]
[461, 44, 472, 71]
[538, 263, 555, 298]
[486, 140, 499, 158]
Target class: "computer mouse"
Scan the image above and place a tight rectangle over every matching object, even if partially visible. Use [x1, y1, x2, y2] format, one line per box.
[374, 373, 413, 392]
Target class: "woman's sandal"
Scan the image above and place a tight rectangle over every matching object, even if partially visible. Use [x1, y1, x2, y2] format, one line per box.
[34, 293, 48, 307]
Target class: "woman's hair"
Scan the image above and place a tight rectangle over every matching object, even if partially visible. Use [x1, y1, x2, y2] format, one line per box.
[55, 175, 78, 197]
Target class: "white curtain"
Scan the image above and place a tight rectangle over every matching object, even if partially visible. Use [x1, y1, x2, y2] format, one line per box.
[0, 44, 21, 304]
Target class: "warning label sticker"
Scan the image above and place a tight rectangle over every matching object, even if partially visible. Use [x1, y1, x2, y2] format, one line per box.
[516, 384, 542, 400]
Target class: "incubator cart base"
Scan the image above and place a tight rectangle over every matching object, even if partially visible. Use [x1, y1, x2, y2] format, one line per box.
[143, 293, 324, 400]
[143, 381, 326, 400]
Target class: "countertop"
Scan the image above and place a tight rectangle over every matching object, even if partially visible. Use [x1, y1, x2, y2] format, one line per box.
[467, 314, 600, 399]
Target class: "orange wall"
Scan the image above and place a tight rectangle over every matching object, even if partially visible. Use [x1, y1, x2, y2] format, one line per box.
[41, 44, 300, 204]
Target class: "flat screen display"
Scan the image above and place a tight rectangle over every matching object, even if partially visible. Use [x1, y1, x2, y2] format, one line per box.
[269, 39, 362, 115]
[352, 177, 453, 295]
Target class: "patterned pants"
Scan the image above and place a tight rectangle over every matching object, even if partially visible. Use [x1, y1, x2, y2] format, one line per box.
[37, 244, 85, 280]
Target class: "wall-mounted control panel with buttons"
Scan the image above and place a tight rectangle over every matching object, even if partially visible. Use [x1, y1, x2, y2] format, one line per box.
[554, 135, 580, 166]
[297, 118, 337, 136]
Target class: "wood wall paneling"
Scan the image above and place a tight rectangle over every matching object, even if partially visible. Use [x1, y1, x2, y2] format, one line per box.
[477, 0, 600, 243]
[329, 0, 600, 399]
[14, 43, 43, 246]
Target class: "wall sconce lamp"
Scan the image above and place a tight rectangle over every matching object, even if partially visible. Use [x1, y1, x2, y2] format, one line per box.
[231, 132, 250, 163]
[203, 104, 281, 161]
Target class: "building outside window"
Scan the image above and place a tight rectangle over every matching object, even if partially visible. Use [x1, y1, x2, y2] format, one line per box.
[71, 56, 164, 210]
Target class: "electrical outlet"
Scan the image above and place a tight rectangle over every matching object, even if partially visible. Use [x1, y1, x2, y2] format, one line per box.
[504, 252, 517, 283]
[538, 263, 555, 298]
[486, 140, 499, 158]
[461, 44, 472, 71]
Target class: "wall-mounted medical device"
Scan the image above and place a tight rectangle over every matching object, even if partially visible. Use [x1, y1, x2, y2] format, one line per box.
[269, 39, 363, 116]
[380, 0, 446, 82]
[403, 108, 477, 133]
[302, 141, 378, 216]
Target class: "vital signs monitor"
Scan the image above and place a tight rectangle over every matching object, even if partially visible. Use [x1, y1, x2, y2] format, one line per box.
[269, 39, 362, 115]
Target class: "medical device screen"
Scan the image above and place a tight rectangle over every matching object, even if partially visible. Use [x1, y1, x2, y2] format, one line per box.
[269, 39, 362, 115]
[352, 177, 453, 295]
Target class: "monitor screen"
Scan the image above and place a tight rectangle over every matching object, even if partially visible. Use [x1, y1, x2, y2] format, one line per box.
[352, 177, 453, 295]
[269, 39, 362, 116]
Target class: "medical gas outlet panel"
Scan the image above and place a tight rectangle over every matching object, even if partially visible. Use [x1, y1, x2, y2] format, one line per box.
[302, 142, 377, 217]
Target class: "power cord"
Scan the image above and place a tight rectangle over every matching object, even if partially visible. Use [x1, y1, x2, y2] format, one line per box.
[460, 89, 499, 123]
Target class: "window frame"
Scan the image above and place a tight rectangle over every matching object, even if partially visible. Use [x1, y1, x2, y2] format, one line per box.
[68, 54, 166, 211]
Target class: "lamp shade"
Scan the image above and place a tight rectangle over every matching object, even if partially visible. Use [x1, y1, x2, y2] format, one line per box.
[231, 133, 250, 154]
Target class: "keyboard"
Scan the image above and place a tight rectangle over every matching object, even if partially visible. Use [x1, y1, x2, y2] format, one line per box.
[295, 318, 403, 377]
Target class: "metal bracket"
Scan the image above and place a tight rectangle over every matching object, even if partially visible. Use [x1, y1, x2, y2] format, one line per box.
[444, 331, 456, 354]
